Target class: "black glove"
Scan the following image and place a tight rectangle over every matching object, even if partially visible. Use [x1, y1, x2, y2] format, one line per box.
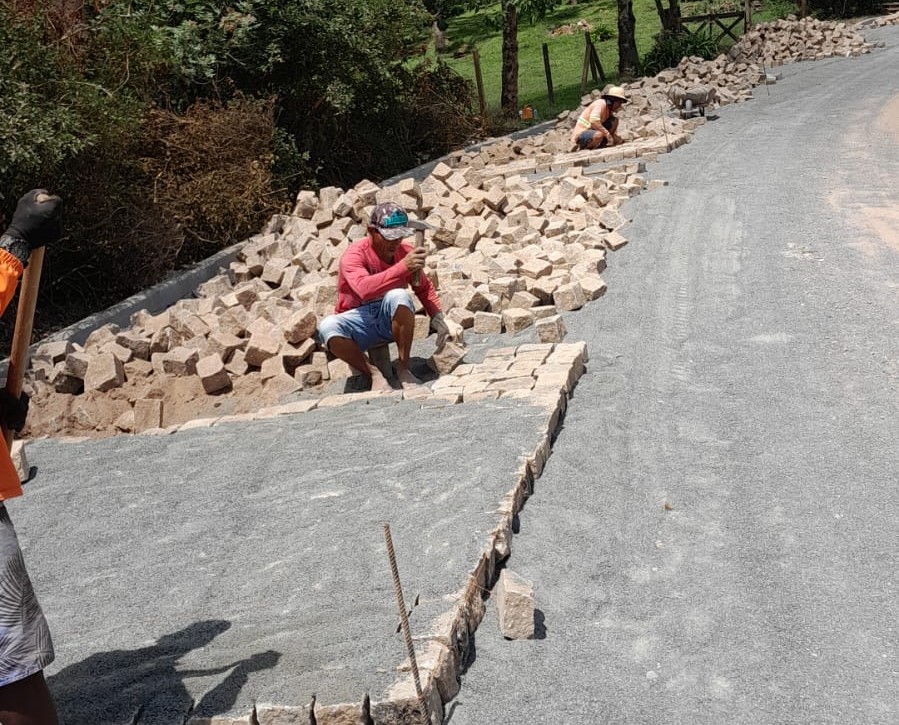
[1, 189, 63, 266]
[0, 389, 29, 432]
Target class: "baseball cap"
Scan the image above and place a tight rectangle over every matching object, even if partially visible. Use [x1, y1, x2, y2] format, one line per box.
[370, 202, 414, 241]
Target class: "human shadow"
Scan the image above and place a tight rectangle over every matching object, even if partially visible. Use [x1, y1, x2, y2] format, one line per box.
[47, 619, 281, 724]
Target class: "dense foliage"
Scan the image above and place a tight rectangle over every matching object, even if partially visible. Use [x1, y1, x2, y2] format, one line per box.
[640, 29, 721, 75]
[0, 0, 480, 340]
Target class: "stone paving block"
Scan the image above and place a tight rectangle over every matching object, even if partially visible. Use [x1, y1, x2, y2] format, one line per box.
[245, 332, 281, 368]
[413, 314, 432, 340]
[495, 569, 535, 639]
[473, 311, 503, 335]
[281, 339, 316, 371]
[63, 352, 90, 380]
[197, 354, 231, 394]
[553, 282, 587, 312]
[225, 349, 249, 376]
[207, 332, 244, 362]
[100, 341, 134, 364]
[133, 398, 163, 432]
[34, 341, 74, 365]
[535, 315, 567, 343]
[428, 341, 467, 375]
[161, 346, 200, 377]
[604, 230, 629, 250]
[447, 308, 475, 329]
[502, 308, 535, 333]
[84, 352, 126, 392]
[282, 309, 318, 344]
[294, 365, 323, 388]
[579, 275, 608, 301]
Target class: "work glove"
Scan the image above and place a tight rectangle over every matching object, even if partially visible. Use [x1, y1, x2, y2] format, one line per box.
[430, 312, 464, 352]
[0, 389, 29, 432]
[1, 189, 63, 267]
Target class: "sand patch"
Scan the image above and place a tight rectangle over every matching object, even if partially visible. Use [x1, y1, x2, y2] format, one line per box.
[876, 93, 899, 142]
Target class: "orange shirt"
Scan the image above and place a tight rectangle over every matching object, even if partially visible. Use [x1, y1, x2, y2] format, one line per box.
[0, 248, 25, 501]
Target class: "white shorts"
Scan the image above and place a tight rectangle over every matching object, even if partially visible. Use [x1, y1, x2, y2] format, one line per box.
[0, 504, 54, 687]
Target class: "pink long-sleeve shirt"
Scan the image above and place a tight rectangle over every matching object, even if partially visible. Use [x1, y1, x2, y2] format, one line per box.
[335, 237, 441, 317]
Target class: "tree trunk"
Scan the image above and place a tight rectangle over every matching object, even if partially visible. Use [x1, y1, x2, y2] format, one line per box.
[500, 0, 518, 118]
[432, 19, 448, 53]
[617, 0, 640, 76]
[654, 0, 682, 33]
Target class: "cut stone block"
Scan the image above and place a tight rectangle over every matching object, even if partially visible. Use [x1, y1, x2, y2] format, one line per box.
[281, 338, 316, 371]
[413, 314, 431, 341]
[294, 365, 323, 388]
[579, 275, 608, 301]
[50, 367, 84, 395]
[133, 398, 163, 432]
[495, 568, 535, 640]
[604, 230, 629, 250]
[196, 354, 231, 394]
[224, 349, 249, 376]
[84, 353, 125, 393]
[282, 309, 318, 344]
[63, 352, 91, 380]
[245, 332, 281, 368]
[99, 341, 134, 364]
[553, 282, 587, 312]
[259, 355, 285, 381]
[206, 332, 244, 362]
[447, 308, 475, 329]
[428, 341, 467, 375]
[473, 311, 503, 335]
[328, 358, 354, 381]
[11, 441, 28, 483]
[34, 341, 74, 365]
[535, 314, 567, 343]
[116, 331, 151, 361]
[509, 290, 540, 309]
[502, 308, 535, 333]
[161, 347, 200, 377]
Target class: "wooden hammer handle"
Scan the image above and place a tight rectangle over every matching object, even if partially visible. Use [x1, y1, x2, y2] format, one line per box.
[3, 245, 46, 450]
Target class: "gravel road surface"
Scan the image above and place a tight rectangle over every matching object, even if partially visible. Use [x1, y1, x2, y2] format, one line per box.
[448, 26, 899, 725]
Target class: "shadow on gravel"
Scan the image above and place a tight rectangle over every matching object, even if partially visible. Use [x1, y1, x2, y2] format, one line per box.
[48, 619, 281, 724]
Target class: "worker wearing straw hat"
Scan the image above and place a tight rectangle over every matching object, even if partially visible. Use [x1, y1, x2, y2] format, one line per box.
[570, 85, 628, 151]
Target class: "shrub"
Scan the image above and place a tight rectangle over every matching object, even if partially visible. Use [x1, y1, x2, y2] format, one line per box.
[640, 29, 722, 76]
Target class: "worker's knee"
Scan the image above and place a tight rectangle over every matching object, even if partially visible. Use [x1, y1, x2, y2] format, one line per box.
[384, 289, 415, 320]
[316, 313, 353, 351]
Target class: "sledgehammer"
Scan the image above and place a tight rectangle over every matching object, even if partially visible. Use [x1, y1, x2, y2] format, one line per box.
[405, 183, 434, 287]
[3, 194, 49, 450]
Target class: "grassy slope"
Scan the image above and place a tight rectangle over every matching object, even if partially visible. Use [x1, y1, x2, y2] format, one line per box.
[437, 0, 794, 118]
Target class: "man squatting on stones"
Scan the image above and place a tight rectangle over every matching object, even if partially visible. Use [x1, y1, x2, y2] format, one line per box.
[0, 189, 63, 725]
[570, 85, 629, 151]
[317, 202, 463, 391]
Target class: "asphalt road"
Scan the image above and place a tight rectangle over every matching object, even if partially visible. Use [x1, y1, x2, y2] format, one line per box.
[447, 26, 899, 725]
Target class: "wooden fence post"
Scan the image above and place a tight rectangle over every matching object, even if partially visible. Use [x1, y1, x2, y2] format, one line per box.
[744, 0, 752, 28]
[580, 35, 591, 92]
[472, 49, 486, 117]
[542, 42, 554, 106]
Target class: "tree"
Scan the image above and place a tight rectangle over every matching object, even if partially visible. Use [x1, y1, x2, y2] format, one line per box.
[617, 0, 640, 76]
[500, 0, 559, 118]
[653, 0, 683, 34]
[500, 0, 519, 116]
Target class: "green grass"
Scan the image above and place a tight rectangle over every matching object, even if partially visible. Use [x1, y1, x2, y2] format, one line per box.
[435, 0, 799, 119]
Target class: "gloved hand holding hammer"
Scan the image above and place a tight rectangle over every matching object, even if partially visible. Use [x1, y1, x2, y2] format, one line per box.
[1, 188, 62, 267]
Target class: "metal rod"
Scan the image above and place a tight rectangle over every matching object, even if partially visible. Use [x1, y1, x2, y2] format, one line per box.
[383, 523, 427, 721]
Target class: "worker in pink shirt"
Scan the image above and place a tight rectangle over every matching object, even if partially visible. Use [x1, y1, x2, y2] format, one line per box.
[317, 202, 462, 391]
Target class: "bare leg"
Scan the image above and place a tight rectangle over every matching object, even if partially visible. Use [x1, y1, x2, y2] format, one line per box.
[391, 306, 421, 388]
[0, 671, 59, 725]
[327, 337, 392, 392]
